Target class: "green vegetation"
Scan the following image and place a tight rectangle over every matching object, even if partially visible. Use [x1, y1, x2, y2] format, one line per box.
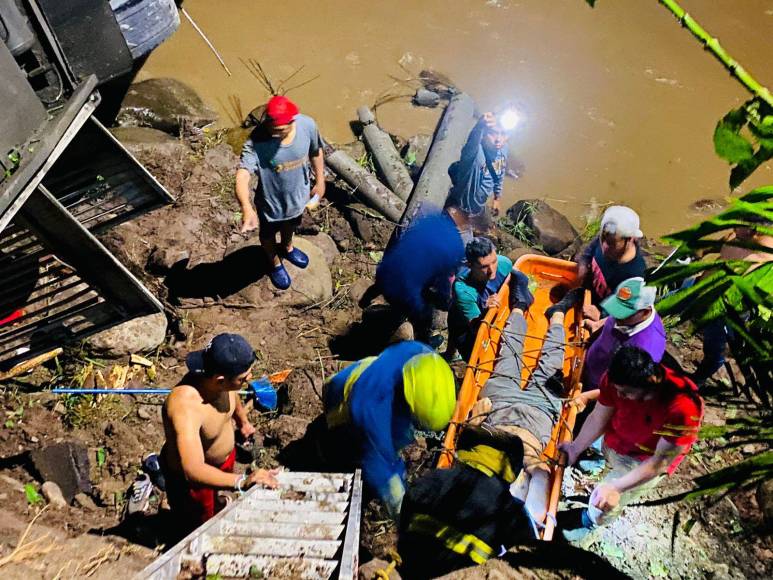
[499, 200, 541, 247]
[24, 484, 43, 506]
[650, 187, 773, 405]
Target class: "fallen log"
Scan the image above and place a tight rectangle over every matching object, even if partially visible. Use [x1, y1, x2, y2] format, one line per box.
[324, 145, 406, 223]
[356, 106, 413, 202]
[400, 92, 477, 226]
[0, 348, 63, 381]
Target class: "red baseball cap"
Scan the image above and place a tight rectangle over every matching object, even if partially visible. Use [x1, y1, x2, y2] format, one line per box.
[266, 95, 299, 126]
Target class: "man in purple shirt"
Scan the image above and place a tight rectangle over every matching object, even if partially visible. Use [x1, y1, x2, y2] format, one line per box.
[582, 278, 666, 393]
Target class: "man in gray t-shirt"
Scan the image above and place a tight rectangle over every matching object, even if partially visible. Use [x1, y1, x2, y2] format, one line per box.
[235, 96, 325, 290]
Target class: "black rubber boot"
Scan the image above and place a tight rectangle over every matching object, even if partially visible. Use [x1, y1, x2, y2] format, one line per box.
[545, 287, 584, 320]
[509, 271, 534, 312]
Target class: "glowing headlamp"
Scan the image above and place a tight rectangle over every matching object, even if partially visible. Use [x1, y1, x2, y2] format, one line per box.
[498, 109, 521, 131]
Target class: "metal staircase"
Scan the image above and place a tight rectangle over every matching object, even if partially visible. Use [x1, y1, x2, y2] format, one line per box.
[138, 470, 362, 579]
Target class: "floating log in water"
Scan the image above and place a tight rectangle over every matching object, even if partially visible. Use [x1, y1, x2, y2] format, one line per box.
[400, 93, 477, 226]
[356, 107, 414, 202]
[324, 146, 406, 223]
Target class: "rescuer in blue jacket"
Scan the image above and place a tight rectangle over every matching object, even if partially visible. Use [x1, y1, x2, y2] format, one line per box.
[323, 341, 457, 516]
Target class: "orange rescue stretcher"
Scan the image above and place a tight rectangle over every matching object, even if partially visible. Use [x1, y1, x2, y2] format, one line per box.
[438, 254, 589, 540]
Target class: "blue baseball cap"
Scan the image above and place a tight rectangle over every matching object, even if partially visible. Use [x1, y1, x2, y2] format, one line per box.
[186, 333, 256, 377]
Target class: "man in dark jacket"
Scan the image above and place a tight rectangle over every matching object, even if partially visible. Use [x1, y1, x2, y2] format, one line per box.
[398, 425, 536, 578]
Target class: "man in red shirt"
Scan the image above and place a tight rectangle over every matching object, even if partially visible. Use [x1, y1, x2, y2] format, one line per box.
[561, 346, 703, 528]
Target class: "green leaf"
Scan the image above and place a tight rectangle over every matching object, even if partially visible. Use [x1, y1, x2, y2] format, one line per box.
[4, 419, 14, 429]
[713, 120, 754, 164]
[24, 484, 43, 505]
[96, 447, 106, 467]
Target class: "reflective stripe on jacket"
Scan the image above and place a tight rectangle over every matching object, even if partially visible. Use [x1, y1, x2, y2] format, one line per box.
[407, 513, 494, 565]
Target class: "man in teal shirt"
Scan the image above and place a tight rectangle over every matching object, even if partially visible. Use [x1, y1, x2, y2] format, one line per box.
[449, 237, 530, 359]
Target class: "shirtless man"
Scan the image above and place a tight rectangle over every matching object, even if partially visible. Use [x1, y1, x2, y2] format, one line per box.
[162, 333, 279, 532]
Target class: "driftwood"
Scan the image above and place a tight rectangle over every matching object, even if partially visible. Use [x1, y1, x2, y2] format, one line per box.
[400, 92, 477, 226]
[324, 146, 406, 223]
[0, 348, 62, 381]
[356, 106, 413, 202]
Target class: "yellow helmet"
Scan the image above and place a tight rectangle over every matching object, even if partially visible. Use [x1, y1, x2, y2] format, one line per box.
[402, 352, 457, 431]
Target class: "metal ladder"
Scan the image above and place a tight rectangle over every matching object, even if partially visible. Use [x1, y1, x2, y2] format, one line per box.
[137, 470, 362, 579]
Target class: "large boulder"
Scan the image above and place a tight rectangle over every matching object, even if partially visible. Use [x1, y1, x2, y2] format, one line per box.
[235, 237, 333, 308]
[275, 237, 334, 307]
[117, 78, 218, 135]
[87, 312, 168, 356]
[30, 442, 92, 503]
[300, 233, 339, 266]
[506, 199, 578, 256]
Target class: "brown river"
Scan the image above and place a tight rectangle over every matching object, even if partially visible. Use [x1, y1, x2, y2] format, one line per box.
[139, 0, 773, 235]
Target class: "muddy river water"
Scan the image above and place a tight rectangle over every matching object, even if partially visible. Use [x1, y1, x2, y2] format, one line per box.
[139, 0, 773, 235]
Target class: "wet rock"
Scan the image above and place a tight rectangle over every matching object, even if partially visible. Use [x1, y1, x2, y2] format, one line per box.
[758, 478, 773, 524]
[359, 558, 401, 580]
[507, 246, 541, 263]
[236, 238, 333, 308]
[87, 313, 168, 356]
[413, 88, 440, 108]
[73, 492, 98, 511]
[490, 227, 527, 256]
[403, 134, 432, 170]
[690, 198, 726, 213]
[349, 278, 374, 306]
[419, 69, 457, 98]
[117, 78, 218, 135]
[30, 442, 92, 503]
[146, 245, 190, 274]
[109, 126, 176, 145]
[300, 233, 339, 266]
[264, 415, 311, 449]
[277, 237, 333, 307]
[41, 481, 67, 509]
[506, 200, 578, 256]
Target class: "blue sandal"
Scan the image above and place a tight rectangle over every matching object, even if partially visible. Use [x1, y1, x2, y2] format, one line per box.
[283, 247, 309, 269]
[269, 264, 291, 290]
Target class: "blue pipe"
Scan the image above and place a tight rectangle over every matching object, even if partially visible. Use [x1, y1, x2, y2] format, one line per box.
[52, 388, 250, 395]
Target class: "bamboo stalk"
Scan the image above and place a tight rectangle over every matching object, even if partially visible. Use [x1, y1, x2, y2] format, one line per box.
[658, 0, 773, 107]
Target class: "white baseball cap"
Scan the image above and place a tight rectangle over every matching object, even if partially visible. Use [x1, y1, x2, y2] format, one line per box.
[600, 206, 643, 239]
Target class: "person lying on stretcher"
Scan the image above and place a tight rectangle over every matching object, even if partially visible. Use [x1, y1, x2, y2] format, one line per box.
[469, 274, 583, 525]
